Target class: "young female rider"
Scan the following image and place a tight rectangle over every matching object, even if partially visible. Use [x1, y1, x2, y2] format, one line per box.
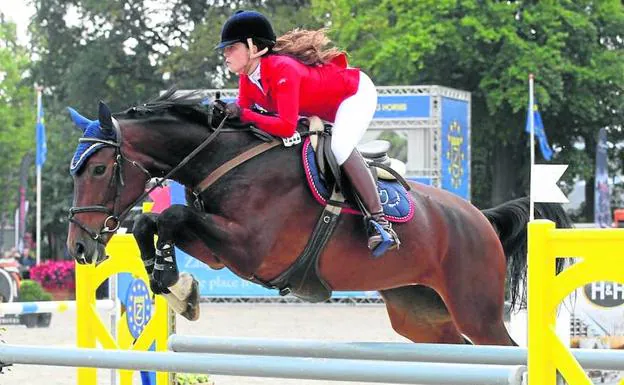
[217, 10, 400, 257]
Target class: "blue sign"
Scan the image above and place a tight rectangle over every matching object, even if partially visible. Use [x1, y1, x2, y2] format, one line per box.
[126, 278, 153, 338]
[176, 249, 278, 297]
[408, 177, 432, 186]
[374, 95, 430, 119]
[440, 98, 470, 200]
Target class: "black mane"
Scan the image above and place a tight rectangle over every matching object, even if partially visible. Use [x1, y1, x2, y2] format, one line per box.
[117, 86, 214, 128]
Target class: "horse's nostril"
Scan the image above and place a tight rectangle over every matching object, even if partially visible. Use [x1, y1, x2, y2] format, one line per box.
[76, 242, 85, 256]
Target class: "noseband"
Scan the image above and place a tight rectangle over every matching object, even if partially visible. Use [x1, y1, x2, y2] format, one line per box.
[69, 114, 229, 244]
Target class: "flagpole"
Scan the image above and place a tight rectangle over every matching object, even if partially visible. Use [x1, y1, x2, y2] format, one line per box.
[35, 86, 43, 265]
[14, 209, 19, 250]
[529, 74, 535, 221]
[36, 164, 41, 264]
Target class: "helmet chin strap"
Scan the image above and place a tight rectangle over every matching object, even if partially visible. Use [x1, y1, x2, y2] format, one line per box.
[247, 38, 268, 59]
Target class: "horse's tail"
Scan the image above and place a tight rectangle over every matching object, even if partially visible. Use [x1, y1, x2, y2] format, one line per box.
[481, 197, 574, 311]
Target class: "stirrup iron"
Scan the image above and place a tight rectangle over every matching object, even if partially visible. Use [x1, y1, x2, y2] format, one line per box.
[368, 220, 399, 258]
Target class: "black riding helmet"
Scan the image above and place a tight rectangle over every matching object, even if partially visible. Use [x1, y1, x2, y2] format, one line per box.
[215, 10, 276, 50]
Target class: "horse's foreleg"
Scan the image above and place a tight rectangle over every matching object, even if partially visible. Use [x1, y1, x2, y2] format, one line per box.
[154, 239, 179, 288]
[154, 205, 213, 321]
[133, 212, 197, 318]
[133, 213, 169, 294]
[152, 204, 255, 321]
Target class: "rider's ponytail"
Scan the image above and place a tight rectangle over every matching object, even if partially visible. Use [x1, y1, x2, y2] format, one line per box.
[272, 28, 343, 66]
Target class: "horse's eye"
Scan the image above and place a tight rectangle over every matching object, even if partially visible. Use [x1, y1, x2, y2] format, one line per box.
[93, 165, 107, 176]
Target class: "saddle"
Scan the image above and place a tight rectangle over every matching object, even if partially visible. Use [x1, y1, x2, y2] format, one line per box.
[306, 116, 409, 192]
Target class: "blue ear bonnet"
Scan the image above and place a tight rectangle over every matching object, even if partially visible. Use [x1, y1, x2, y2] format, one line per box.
[68, 107, 117, 176]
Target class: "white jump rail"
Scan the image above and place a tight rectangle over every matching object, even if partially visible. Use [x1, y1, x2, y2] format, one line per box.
[169, 335, 624, 370]
[0, 344, 526, 385]
[0, 300, 114, 315]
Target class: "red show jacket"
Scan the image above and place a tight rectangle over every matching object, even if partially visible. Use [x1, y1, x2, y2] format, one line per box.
[238, 54, 360, 137]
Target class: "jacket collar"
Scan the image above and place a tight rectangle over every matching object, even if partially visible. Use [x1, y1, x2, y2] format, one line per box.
[248, 61, 263, 92]
[259, 55, 273, 86]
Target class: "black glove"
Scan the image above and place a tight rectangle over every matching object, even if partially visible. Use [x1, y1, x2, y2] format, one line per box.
[225, 102, 241, 119]
[211, 100, 227, 127]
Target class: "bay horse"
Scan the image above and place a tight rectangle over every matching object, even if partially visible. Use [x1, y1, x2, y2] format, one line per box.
[66, 89, 572, 346]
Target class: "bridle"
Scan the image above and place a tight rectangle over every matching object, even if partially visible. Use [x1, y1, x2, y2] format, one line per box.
[68, 113, 230, 244]
[68, 118, 148, 244]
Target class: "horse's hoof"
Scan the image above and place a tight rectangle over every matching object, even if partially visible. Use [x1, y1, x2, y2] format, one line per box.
[180, 277, 200, 321]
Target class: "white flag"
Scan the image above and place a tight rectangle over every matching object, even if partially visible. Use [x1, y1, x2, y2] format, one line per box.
[531, 164, 569, 203]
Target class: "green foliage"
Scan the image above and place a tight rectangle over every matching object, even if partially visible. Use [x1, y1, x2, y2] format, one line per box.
[0, 18, 35, 227]
[30, 0, 164, 113]
[312, 0, 624, 212]
[18, 279, 53, 302]
[33, 111, 83, 259]
[26, 0, 174, 257]
[175, 373, 213, 385]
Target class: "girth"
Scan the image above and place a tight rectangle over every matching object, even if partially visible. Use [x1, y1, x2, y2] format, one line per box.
[250, 188, 344, 302]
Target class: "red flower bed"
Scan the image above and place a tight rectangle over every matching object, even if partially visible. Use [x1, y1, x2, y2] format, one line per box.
[30, 260, 76, 291]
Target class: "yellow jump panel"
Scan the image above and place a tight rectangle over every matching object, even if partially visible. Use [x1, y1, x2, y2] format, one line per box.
[76, 232, 173, 385]
[528, 219, 624, 385]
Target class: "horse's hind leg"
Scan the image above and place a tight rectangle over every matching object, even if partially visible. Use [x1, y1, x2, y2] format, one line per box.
[380, 285, 468, 344]
[132, 213, 196, 318]
[448, 295, 516, 346]
[440, 251, 516, 346]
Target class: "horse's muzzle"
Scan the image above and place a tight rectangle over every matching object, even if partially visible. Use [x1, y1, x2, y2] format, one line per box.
[70, 239, 106, 265]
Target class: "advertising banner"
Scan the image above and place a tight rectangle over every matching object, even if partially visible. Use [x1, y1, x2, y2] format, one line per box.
[571, 283, 624, 384]
[595, 127, 611, 228]
[440, 97, 470, 200]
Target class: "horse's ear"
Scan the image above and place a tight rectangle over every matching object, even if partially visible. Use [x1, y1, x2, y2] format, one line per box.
[67, 107, 93, 133]
[98, 101, 114, 135]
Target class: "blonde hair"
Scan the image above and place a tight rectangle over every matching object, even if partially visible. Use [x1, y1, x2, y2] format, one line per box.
[272, 28, 343, 66]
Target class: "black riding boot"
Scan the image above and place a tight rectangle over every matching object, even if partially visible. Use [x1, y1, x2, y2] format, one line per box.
[341, 150, 400, 258]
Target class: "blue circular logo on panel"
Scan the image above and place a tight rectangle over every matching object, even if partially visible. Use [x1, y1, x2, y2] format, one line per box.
[126, 278, 153, 338]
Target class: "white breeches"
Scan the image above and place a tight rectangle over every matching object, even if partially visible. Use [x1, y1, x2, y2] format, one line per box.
[331, 71, 378, 165]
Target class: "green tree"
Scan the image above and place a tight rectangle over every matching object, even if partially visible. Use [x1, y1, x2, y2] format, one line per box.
[0, 16, 35, 250]
[30, 0, 165, 112]
[28, 0, 171, 258]
[313, 0, 624, 215]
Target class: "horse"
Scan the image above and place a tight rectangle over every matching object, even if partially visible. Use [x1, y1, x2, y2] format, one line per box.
[66, 89, 572, 346]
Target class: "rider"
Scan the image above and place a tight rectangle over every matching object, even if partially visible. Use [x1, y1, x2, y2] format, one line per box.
[216, 10, 400, 258]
